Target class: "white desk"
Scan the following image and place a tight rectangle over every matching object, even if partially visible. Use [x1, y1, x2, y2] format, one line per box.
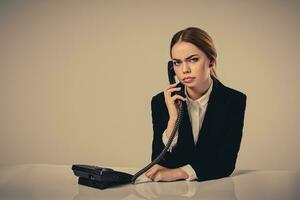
[0, 164, 299, 200]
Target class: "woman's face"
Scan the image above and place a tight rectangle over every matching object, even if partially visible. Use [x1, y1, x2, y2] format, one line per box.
[171, 41, 212, 89]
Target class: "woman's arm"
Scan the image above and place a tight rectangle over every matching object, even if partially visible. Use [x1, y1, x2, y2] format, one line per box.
[149, 94, 190, 181]
[150, 94, 177, 167]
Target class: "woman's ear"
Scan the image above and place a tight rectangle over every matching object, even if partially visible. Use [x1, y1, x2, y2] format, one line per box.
[209, 60, 215, 68]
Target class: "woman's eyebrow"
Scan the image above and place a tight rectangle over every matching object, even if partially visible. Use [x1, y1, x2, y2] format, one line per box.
[172, 54, 198, 61]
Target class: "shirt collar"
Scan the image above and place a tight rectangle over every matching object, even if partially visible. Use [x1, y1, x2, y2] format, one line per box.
[185, 77, 213, 108]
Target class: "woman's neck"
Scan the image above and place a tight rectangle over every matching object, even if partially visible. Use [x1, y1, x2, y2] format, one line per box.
[186, 77, 212, 100]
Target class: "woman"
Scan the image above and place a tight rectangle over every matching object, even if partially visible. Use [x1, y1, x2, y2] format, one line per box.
[145, 27, 247, 182]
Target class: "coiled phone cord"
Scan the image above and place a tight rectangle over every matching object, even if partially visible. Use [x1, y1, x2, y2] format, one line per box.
[131, 101, 184, 183]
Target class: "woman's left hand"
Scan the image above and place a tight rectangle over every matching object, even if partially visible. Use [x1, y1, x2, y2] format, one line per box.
[145, 164, 188, 182]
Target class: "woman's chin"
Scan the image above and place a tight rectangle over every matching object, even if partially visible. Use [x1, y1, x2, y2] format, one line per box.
[182, 81, 197, 88]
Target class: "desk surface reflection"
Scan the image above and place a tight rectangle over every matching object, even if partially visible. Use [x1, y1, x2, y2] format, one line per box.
[0, 164, 299, 200]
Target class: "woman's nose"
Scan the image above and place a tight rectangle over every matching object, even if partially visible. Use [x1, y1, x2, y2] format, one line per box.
[182, 62, 191, 74]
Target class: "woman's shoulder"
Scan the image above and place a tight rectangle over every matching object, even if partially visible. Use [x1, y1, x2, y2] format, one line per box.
[216, 78, 247, 103]
[150, 92, 169, 116]
[224, 85, 247, 101]
[219, 85, 247, 112]
[151, 91, 165, 106]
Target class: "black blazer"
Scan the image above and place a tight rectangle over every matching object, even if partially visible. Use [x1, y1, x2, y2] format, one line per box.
[150, 76, 247, 181]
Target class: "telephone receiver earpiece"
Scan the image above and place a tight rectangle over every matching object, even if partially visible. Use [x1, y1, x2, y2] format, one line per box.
[167, 60, 186, 99]
[168, 61, 176, 84]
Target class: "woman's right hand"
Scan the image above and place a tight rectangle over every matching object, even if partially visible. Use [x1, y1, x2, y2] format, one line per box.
[163, 83, 186, 123]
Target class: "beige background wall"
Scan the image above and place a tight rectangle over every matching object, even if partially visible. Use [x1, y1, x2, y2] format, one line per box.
[0, 0, 299, 170]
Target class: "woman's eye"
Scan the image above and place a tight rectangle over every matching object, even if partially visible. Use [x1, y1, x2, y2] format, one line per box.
[173, 61, 181, 66]
[189, 57, 199, 62]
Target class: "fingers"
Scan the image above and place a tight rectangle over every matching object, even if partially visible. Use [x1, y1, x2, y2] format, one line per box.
[164, 83, 179, 97]
[151, 170, 169, 182]
[152, 169, 178, 182]
[145, 164, 162, 176]
[145, 165, 167, 180]
[146, 169, 162, 182]
[153, 172, 163, 182]
[145, 167, 159, 180]
[167, 87, 182, 94]
[146, 167, 184, 182]
[164, 87, 181, 99]
[165, 83, 178, 91]
[164, 87, 186, 102]
[170, 94, 186, 102]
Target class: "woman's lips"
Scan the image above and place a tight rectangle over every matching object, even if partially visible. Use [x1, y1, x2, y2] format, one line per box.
[183, 77, 195, 83]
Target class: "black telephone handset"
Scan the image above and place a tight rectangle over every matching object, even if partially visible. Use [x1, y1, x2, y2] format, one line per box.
[168, 60, 176, 85]
[168, 61, 186, 101]
[72, 61, 185, 189]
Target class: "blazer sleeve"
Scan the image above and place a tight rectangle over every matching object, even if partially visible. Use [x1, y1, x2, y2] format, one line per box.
[191, 93, 247, 181]
[150, 95, 179, 168]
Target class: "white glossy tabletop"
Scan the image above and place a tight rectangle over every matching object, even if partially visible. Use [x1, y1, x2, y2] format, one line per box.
[0, 164, 299, 200]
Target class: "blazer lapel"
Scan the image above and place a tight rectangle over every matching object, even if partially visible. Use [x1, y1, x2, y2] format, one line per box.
[195, 77, 228, 148]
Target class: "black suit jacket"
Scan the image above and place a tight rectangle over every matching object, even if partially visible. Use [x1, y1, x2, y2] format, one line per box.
[150, 76, 247, 181]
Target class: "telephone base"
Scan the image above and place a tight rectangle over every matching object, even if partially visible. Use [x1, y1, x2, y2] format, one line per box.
[72, 164, 133, 189]
[78, 177, 129, 189]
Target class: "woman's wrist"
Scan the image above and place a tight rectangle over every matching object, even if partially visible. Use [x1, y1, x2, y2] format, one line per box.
[166, 119, 176, 137]
[168, 118, 177, 126]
